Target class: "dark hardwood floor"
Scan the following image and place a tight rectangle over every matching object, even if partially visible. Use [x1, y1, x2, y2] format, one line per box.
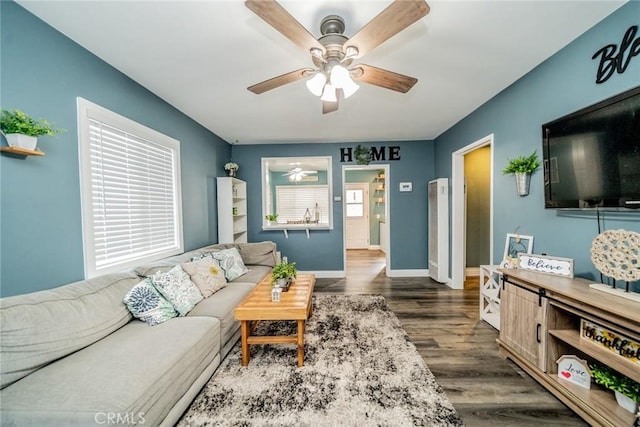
[314, 249, 588, 427]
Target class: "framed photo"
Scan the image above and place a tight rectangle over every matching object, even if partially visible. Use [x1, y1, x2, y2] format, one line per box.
[503, 233, 533, 260]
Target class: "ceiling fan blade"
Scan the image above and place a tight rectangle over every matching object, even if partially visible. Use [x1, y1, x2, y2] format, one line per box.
[322, 100, 339, 114]
[352, 64, 417, 93]
[245, 0, 325, 55]
[345, 0, 430, 58]
[248, 68, 314, 94]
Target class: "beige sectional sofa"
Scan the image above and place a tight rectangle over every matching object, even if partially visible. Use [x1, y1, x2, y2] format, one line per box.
[0, 241, 277, 427]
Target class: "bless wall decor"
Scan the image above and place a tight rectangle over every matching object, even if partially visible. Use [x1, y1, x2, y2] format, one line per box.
[592, 25, 640, 84]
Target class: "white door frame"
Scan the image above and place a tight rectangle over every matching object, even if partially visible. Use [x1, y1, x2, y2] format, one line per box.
[342, 164, 390, 276]
[451, 134, 494, 289]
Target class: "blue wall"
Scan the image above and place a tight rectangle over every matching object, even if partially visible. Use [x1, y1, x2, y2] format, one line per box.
[434, 2, 640, 289]
[231, 141, 434, 272]
[0, 2, 230, 297]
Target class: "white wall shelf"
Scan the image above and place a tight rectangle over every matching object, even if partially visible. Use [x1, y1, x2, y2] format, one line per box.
[217, 177, 247, 244]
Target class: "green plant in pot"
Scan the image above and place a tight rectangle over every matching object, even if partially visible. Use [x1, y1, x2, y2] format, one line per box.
[502, 150, 541, 197]
[271, 261, 297, 290]
[265, 213, 279, 224]
[0, 109, 64, 151]
[590, 363, 640, 413]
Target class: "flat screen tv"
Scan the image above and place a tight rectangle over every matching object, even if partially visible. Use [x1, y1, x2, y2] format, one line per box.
[542, 86, 640, 209]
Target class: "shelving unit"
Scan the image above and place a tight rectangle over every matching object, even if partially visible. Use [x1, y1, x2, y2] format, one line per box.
[217, 177, 247, 244]
[374, 172, 385, 204]
[479, 264, 501, 330]
[0, 146, 45, 156]
[497, 269, 640, 427]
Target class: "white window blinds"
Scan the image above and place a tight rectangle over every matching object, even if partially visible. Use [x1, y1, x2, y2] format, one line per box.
[275, 185, 329, 223]
[78, 98, 183, 278]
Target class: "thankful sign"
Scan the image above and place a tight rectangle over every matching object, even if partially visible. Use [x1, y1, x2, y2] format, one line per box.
[581, 319, 640, 365]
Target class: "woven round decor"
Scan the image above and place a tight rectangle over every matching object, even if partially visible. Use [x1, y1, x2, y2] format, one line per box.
[590, 229, 640, 282]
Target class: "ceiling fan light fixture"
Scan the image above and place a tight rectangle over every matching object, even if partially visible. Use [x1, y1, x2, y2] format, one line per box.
[320, 84, 337, 102]
[306, 73, 327, 97]
[330, 64, 359, 99]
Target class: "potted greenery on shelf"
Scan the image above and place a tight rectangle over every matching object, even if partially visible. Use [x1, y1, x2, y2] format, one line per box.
[271, 260, 297, 291]
[590, 363, 640, 413]
[0, 109, 64, 151]
[265, 213, 279, 225]
[502, 150, 541, 197]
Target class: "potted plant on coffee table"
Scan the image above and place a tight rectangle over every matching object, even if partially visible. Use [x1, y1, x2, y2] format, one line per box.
[0, 109, 64, 151]
[502, 150, 541, 197]
[271, 260, 297, 291]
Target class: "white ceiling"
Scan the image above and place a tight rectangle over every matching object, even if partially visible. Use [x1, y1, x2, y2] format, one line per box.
[17, 1, 625, 145]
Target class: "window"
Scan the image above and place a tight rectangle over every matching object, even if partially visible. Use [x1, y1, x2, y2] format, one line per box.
[261, 156, 333, 229]
[276, 186, 329, 223]
[77, 98, 183, 278]
[345, 189, 364, 217]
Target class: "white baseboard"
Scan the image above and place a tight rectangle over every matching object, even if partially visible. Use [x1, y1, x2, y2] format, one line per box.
[387, 269, 429, 278]
[298, 270, 345, 278]
[368, 245, 381, 250]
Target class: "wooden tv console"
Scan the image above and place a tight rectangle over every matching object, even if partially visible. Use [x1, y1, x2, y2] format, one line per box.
[497, 269, 640, 427]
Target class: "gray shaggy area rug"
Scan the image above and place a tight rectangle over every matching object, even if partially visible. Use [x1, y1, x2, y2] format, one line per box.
[178, 294, 464, 427]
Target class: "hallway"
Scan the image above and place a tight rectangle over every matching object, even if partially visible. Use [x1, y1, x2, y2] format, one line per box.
[315, 250, 586, 427]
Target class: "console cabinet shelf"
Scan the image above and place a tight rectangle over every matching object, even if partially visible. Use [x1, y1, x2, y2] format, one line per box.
[217, 177, 247, 244]
[497, 269, 640, 427]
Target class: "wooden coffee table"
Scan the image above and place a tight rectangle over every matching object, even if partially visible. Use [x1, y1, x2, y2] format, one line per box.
[234, 273, 315, 367]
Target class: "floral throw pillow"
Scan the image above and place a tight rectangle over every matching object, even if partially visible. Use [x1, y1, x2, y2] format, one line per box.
[181, 256, 227, 298]
[123, 279, 178, 326]
[211, 247, 249, 281]
[151, 265, 203, 316]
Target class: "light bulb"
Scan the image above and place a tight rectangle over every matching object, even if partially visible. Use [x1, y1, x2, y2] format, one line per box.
[306, 73, 326, 97]
[320, 84, 337, 103]
[330, 65, 359, 99]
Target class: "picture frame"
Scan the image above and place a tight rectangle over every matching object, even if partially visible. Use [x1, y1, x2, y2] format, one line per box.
[503, 233, 534, 261]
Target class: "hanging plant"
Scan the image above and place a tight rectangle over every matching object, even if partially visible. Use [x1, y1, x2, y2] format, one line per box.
[502, 151, 541, 175]
[354, 144, 371, 165]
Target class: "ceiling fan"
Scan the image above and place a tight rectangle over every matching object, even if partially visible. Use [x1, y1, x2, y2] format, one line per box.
[245, 0, 430, 114]
[283, 166, 318, 181]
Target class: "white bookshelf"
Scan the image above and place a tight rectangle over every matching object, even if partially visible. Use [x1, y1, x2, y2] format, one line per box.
[217, 177, 247, 244]
[480, 264, 501, 330]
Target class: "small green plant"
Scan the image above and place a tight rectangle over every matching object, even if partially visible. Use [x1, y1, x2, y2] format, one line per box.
[502, 150, 541, 175]
[590, 363, 640, 402]
[265, 214, 279, 222]
[0, 109, 64, 137]
[271, 261, 297, 283]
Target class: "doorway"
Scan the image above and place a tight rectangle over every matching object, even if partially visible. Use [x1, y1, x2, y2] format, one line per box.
[345, 183, 370, 249]
[343, 164, 390, 276]
[451, 134, 494, 290]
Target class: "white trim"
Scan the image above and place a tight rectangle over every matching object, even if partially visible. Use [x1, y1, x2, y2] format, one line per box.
[387, 269, 430, 278]
[368, 245, 381, 250]
[451, 134, 494, 290]
[342, 164, 391, 277]
[299, 270, 345, 278]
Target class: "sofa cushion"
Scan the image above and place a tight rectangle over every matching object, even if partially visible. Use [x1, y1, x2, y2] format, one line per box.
[210, 247, 249, 281]
[230, 265, 271, 284]
[0, 272, 140, 389]
[132, 249, 205, 277]
[237, 241, 277, 267]
[150, 265, 203, 316]
[123, 278, 178, 325]
[181, 256, 227, 297]
[0, 316, 220, 427]
[188, 282, 256, 346]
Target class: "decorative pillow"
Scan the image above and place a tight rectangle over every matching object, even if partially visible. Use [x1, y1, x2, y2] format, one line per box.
[210, 247, 249, 281]
[181, 256, 227, 298]
[151, 265, 203, 316]
[123, 279, 178, 326]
